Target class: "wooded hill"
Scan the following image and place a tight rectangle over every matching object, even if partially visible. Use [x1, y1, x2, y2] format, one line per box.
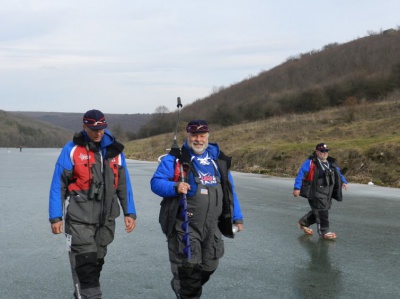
[0, 110, 72, 148]
[138, 28, 400, 138]
[1, 110, 152, 148]
[10, 111, 152, 142]
[182, 29, 400, 124]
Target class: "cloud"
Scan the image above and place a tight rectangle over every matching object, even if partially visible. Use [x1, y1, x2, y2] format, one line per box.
[0, 0, 399, 113]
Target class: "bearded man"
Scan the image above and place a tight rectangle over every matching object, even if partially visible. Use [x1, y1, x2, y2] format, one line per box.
[151, 119, 243, 298]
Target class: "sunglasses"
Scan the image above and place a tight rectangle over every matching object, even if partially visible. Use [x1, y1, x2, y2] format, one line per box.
[186, 124, 209, 133]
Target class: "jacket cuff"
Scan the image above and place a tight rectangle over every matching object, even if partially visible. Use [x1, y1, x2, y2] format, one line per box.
[233, 219, 243, 224]
[125, 214, 137, 220]
[49, 217, 62, 224]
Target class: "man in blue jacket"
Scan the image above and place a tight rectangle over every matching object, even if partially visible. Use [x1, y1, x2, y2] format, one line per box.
[293, 143, 347, 240]
[49, 109, 137, 299]
[151, 119, 243, 299]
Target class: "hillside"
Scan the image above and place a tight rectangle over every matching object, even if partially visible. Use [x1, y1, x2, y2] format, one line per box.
[1, 109, 152, 147]
[181, 29, 400, 123]
[10, 111, 152, 141]
[124, 99, 400, 188]
[0, 110, 72, 148]
[136, 28, 400, 138]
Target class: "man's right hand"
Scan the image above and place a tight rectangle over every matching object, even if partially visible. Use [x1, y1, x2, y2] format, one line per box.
[51, 221, 63, 234]
[293, 190, 300, 197]
[177, 182, 190, 194]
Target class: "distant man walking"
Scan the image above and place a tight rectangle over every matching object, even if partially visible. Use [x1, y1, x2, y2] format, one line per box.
[293, 143, 347, 239]
[49, 109, 137, 298]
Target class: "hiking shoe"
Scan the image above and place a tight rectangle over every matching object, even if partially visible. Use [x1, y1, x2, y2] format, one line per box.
[298, 222, 313, 235]
[323, 232, 337, 240]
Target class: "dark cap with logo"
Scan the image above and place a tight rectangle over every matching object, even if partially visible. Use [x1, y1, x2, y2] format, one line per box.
[186, 120, 209, 133]
[316, 143, 329, 152]
[83, 109, 108, 130]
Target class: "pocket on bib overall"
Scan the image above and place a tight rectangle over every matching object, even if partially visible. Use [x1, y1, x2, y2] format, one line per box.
[67, 194, 96, 223]
[204, 231, 224, 260]
[96, 221, 116, 247]
[300, 181, 312, 198]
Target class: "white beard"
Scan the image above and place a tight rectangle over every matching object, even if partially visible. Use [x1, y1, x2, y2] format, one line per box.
[189, 141, 208, 155]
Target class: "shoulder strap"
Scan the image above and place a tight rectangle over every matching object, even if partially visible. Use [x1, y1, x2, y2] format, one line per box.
[217, 150, 232, 169]
[216, 152, 235, 238]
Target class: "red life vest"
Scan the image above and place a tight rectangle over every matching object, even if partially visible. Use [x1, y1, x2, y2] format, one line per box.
[67, 145, 120, 192]
[304, 160, 316, 182]
[173, 160, 190, 182]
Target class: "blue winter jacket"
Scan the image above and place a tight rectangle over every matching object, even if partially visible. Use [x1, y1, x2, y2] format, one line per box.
[151, 141, 243, 222]
[294, 156, 348, 190]
[49, 130, 136, 222]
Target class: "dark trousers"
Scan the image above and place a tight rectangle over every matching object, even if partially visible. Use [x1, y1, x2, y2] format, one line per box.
[65, 221, 115, 299]
[168, 184, 224, 298]
[299, 209, 330, 236]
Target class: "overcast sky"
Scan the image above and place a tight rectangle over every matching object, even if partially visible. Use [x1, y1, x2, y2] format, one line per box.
[1, 1, 399, 114]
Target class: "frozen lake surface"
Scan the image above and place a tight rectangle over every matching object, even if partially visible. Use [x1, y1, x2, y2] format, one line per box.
[0, 148, 399, 298]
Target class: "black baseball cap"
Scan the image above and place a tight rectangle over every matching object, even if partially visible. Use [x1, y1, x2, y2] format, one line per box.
[316, 143, 329, 152]
[83, 109, 108, 130]
[186, 120, 209, 133]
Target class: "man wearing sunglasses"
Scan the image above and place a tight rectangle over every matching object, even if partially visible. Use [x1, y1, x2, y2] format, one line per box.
[293, 143, 348, 240]
[49, 109, 137, 298]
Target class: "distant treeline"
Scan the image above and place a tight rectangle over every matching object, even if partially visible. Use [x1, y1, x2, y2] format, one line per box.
[0, 110, 71, 148]
[10, 111, 152, 143]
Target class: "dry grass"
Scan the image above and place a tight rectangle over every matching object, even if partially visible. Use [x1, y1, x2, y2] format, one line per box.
[125, 99, 400, 188]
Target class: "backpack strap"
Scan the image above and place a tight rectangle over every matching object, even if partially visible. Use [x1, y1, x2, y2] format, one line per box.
[216, 151, 235, 238]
